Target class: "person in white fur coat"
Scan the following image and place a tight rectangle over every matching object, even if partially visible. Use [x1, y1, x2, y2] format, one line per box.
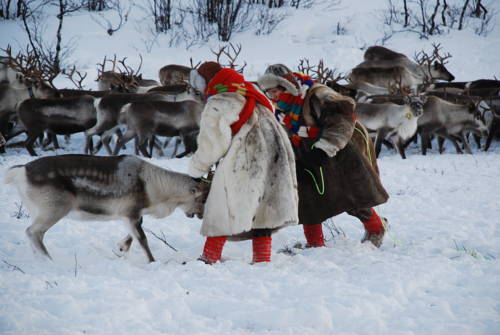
[188, 62, 298, 264]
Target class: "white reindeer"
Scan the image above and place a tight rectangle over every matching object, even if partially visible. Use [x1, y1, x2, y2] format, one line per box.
[4, 154, 209, 262]
[356, 95, 426, 159]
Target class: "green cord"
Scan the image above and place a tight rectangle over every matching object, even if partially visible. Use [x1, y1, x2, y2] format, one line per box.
[304, 166, 325, 195]
[200, 177, 212, 183]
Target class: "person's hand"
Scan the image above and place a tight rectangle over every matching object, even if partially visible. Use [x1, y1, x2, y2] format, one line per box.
[300, 148, 329, 168]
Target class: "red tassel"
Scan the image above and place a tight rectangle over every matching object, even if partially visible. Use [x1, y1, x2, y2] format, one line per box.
[200, 236, 227, 264]
[303, 224, 326, 247]
[252, 236, 272, 263]
[362, 209, 383, 234]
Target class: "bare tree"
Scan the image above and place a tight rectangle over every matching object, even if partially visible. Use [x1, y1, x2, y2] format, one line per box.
[91, 0, 131, 35]
[84, 0, 106, 11]
[147, 0, 172, 33]
[458, 0, 471, 30]
[16, 0, 82, 87]
[384, 0, 495, 39]
[215, 0, 246, 41]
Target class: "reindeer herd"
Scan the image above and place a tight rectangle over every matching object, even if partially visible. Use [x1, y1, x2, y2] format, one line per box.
[0, 52, 203, 158]
[331, 44, 499, 158]
[0, 43, 499, 160]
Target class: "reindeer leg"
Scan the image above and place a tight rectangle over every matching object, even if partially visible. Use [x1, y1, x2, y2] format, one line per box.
[51, 133, 60, 149]
[26, 206, 70, 260]
[420, 131, 430, 155]
[127, 216, 155, 263]
[163, 137, 171, 149]
[171, 137, 181, 158]
[437, 136, 446, 154]
[113, 130, 135, 155]
[460, 132, 473, 154]
[84, 135, 94, 155]
[483, 119, 496, 151]
[25, 133, 39, 156]
[374, 129, 388, 157]
[395, 137, 407, 159]
[148, 136, 156, 157]
[441, 134, 463, 154]
[138, 135, 152, 158]
[473, 134, 481, 149]
[117, 234, 133, 253]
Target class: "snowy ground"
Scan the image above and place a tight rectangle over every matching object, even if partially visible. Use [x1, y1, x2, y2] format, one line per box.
[1, 135, 499, 335]
[1, 0, 500, 334]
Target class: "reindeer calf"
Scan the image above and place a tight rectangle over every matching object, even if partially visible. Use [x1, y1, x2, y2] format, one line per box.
[4, 154, 209, 262]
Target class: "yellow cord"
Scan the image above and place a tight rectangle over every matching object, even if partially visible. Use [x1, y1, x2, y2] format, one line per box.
[304, 167, 325, 195]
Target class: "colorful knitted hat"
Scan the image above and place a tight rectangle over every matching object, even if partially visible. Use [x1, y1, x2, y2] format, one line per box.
[257, 64, 300, 96]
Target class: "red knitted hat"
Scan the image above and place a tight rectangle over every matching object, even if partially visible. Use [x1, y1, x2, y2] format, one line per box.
[197, 61, 223, 84]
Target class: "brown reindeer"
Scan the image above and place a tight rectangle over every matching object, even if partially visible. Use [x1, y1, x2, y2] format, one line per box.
[350, 44, 455, 91]
[113, 99, 204, 158]
[85, 92, 173, 155]
[17, 95, 97, 156]
[417, 95, 489, 155]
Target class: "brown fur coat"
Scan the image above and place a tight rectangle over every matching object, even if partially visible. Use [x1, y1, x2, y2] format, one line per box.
[293, 84, 389, 225]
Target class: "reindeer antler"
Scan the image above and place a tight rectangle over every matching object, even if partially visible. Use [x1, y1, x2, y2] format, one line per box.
[297, 58, 345, 84]
[189, 57, 201, 70]
[210, 42, 247, 73]
[431, 43, 452, 64]
[63, 65, 87, 89]
[2, 44, 60, 87]
[414, 43, 452, 66]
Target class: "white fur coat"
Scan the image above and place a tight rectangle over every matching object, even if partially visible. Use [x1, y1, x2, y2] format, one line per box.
[189, 92, 298, 236]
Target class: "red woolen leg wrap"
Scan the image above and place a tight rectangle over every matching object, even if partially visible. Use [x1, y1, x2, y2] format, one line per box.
[362, 209, 383, 234]
[303, 224, 326, 247]
[201, 236, 227, 264]
[252, 236, 272, 263]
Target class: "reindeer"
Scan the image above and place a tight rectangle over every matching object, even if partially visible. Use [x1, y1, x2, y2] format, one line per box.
[96, 55, 144, 92]
[17, 95, 97, 156]
[350, 44, 455, 91]
[0, 75, 59, 111]
[356, 95, 426, 159]
[85, 92, 170, 155]
[0, 55, 18, 83]
[158, 64, 191, 86]
[113, 99, 204, 158]
[4, 154, 210, 262]
[417, 95, 489, 155]
[467, 79, 500, 90]
[0, 130, 5, 151]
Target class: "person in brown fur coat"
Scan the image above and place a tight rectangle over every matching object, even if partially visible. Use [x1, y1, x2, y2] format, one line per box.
[257, 64, 389, 248]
